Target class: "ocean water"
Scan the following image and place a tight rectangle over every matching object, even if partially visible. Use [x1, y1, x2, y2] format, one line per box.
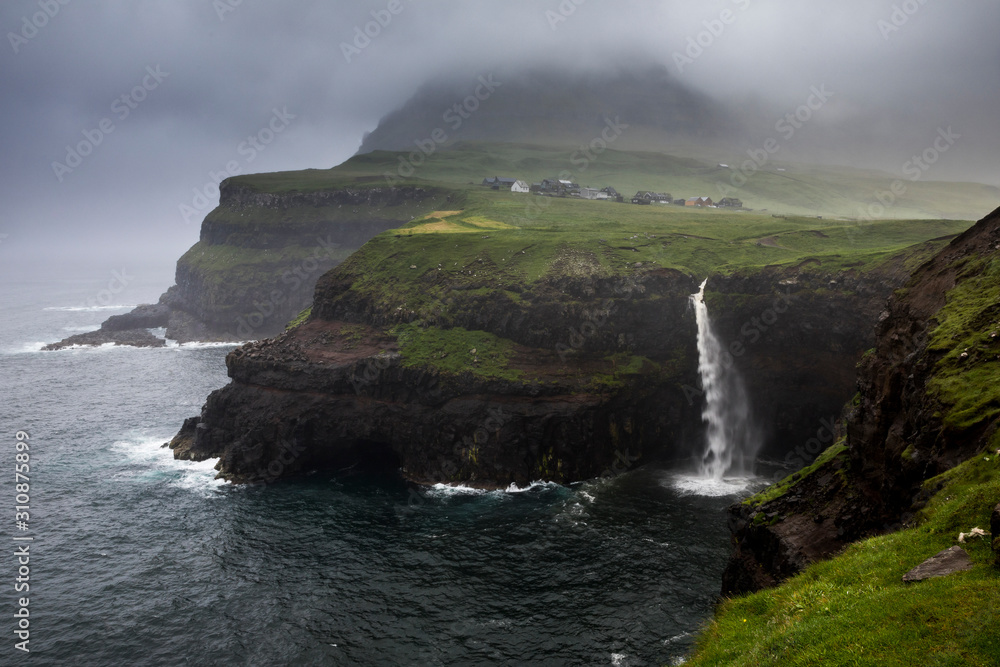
[2, 272, 764, 666]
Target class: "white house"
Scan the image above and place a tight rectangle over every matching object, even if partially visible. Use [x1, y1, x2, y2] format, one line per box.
[511, 180, 530, 194]
[580, 187, 607, 200]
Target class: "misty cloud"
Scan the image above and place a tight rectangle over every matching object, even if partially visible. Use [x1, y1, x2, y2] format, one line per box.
[1, 0, 997, 269]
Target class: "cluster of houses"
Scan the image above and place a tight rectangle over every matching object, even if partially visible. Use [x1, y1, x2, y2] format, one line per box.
[481, 176, 618, 199]
[482, 176, 743, 209]
[630, 192, 745, 208]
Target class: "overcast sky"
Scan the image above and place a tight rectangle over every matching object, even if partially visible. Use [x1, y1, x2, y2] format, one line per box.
[2, 0, 998, 275]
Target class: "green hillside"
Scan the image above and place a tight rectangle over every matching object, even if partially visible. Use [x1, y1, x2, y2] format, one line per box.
[237, 143, 998, 222]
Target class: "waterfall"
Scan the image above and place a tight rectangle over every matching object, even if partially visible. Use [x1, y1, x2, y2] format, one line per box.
[690, 280, 759, 480]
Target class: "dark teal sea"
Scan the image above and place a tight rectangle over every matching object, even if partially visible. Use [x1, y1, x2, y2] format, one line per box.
[1, 269, 762, 666]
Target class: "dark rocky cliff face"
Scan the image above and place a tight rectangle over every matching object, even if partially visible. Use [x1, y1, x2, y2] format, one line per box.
[169, 244, 920, 488]
[722, 206, 1000, 595]
[165, 182, 443, 341]
[709, 263, 917, 461]
[171, 270, 705, 487]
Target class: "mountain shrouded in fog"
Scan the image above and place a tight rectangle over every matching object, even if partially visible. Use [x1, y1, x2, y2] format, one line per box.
[357, 65, 742, 155]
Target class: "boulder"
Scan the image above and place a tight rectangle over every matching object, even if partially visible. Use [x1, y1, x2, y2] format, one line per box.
[902, 546, 973, 583]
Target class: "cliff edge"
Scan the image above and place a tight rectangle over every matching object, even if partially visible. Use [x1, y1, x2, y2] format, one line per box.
[723, 205, 1000, 594]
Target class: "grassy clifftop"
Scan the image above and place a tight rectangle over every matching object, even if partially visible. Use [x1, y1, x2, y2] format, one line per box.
[230, 142, 998, 221]
[307, 188, 971, 322]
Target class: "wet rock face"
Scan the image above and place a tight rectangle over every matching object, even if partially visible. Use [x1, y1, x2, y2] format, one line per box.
[721, 206, 1000, 596]
[710, 268, 906, 461]
[170, 300, 706, 488]
[100, 303, 171, 332]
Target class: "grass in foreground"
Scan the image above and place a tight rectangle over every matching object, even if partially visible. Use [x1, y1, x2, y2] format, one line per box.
[685, 450, 1000, 667]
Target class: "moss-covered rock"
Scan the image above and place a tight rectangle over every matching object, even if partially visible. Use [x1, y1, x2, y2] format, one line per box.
[721, 205, 1000, 595]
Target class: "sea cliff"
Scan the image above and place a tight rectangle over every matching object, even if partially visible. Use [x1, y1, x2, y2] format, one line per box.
[168, 213, 948, 487]
[45, 177, 444, 349]
[722, 205, 1000, 594]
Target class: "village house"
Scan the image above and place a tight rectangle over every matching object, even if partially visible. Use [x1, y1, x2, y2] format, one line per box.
[559, 179, 580, 195]
[482, 176, 519, 190]
[717, 197, 743, 208]
[511, 180, 530, 194]
[534, 178, 580, 196]
[601, 186, 623, 202]
[685, 197, 714, 207]
[631, 191, 673, 205]
[536, 178, 562, 194]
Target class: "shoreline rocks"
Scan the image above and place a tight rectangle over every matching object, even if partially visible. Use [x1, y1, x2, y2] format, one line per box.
[43, 327, 167, 351]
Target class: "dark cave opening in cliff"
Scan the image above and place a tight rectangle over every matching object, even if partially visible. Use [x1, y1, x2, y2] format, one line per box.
[311, 439, 402, 476]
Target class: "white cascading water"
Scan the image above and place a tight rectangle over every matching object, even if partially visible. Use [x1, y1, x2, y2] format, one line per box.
[690, 279, 759, 480]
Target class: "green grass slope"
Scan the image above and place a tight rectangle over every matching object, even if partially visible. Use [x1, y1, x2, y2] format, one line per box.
[234, 142, 998, 222]
[315, 188, 971, 319]
[686, 452, 1000, 667]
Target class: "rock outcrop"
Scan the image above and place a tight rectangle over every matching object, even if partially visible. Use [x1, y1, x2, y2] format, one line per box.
[722, 206, 1000, 595]
[901, 546, 974, 583]
[43, 303, 171, 350]
[45, 179, 443, 349]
